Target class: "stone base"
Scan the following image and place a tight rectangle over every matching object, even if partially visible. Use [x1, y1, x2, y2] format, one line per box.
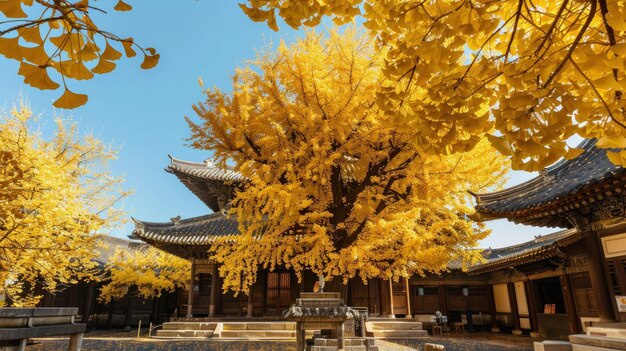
[533, 341, 572, 351]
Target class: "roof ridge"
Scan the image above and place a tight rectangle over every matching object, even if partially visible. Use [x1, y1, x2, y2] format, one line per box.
[133, 212, 227, 229]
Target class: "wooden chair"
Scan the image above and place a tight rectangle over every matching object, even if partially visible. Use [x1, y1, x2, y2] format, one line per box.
[432, 324, 443, 336]
[454, 322, 465, 334]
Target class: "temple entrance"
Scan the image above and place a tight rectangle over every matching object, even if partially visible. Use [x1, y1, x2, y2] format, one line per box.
[392, 281, 408, 316]
[535, 277, 569, 339]
[265, 271, 291, 314]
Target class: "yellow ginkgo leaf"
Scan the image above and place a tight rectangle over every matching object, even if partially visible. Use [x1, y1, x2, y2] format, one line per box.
[140, 54, 160, 69]
[66, 60, 94, 80]
[18, 27, 43, 45]
[563, 148, 584, 160]
[101, 42, 123, 61]
[79, 41, 99, 61]
[18, 62, 60, 90]
[0, 0, 27, 18]
[607, 151, 626, 166]
[114, 0, 132, 11]
[0, 36, 22, 60]
[121, 38, 136, 57]
[91, 59, 116, 74]
[21, 45, 49, 65]
[53, 88, 88, 109]
[597, 135, 626, 148]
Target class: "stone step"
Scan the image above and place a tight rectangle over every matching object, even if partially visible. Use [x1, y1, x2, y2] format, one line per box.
[534, 341, 572, 351]
[156, 329, 213, 338]
[221, 322, 296, 331]
[218, 330, 296, 338]
[365, 321, 424, 331]
[588, 327, 626, 339]
[370, 330, 428, 338]
[314, 337, 376, 347]
[570, 334, 626, 350]
[572, 345, 621, 351]
[311, 347, 368, 351]
[162, 322, 217, 330]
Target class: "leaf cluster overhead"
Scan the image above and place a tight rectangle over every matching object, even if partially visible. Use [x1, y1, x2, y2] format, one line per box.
[0, 103, 128, 306]
[186, 30, 508, 294]
[0, 0, 158, 109]
[240, 0, 626, 169]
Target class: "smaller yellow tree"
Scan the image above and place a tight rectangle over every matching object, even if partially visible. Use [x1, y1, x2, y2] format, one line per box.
[99, 246, 190, 302]
[0, 103, 128, 306]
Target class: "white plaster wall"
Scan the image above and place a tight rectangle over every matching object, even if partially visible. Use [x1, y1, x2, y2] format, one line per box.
[493, 284, 511, 313]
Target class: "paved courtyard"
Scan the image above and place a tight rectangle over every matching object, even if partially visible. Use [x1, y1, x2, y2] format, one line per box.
[27, 332, 536, 351]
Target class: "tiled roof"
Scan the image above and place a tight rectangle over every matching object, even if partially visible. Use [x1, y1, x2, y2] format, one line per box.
[466, 229, 580, 274]
[168, 157, 245, 183]
[474, 139, 625, 227]
[166, 156, 243, 212]
[131, 213, 239, 245]
[130, 213, 240, 259]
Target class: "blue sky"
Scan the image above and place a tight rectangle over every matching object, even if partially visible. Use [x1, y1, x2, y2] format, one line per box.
[0, 0, 556, 249]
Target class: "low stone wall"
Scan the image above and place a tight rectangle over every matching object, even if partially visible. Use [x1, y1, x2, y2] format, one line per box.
[0, 308, 85, 351]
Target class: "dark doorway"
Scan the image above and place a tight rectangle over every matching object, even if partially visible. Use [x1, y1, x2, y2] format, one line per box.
[266, 272, 291, 314]
[536, 277, 565, 313]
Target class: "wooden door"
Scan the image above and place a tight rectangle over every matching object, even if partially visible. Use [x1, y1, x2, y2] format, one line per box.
[265, 272, 291, 314]
[392, 281, 408, 315]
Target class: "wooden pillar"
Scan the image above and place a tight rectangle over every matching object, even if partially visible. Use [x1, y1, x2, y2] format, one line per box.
[124, 295, 134, 331]
[561, 274, 582, 334]
[81, 282, 94, 327]
[438, 283, 449, 317]
[186, 259, 195, 317]
[150, 296, 160, 324]
[507, 282, 522, 335]
[378, 278, 389, 317]
[583, 230, 617, 322]
[209, 264, 218, 317]
[524, 280, 540, 338]
[404, 278, 412, 319]
[388, 279, 395, 318]
[107, 300, 115, 329]
[487, 284, 500, 332]
[247, 290, 253, 318]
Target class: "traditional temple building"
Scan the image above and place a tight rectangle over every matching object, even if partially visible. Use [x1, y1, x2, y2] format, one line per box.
[472, 139, 626, 338]
[131, 139, 625, 340]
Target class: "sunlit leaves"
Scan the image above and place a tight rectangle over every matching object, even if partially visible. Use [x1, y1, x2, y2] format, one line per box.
[0, 103, 129, 305]
[187, 30, 508, 294]
[0, 0, 159, 109]
[240, 0, 626, 168]
[99, 246, 190, 302]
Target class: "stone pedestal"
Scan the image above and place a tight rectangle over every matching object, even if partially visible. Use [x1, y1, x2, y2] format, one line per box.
[284, 292, 361, 351]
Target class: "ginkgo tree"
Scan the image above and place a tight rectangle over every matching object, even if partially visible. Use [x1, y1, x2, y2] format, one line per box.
[0, 0, 158, 109]
[99, 246, 190, 303]
[186, 30, 509, 294]
[0, 103, 129, 306]
[239, 0, 626, 169]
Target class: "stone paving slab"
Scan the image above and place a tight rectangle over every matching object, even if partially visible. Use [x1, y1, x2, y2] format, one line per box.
[26, 332, 536, 351]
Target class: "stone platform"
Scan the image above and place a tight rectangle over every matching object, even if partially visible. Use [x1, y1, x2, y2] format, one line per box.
[365, 321, 428, 339]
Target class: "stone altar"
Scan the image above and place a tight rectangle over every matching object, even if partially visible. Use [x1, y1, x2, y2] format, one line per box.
[283, 292, 360, 351]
